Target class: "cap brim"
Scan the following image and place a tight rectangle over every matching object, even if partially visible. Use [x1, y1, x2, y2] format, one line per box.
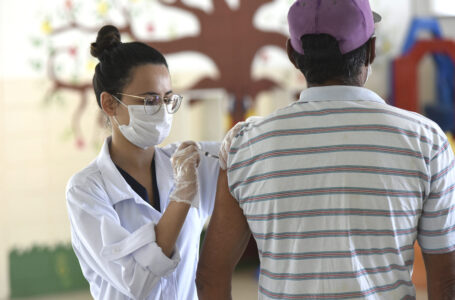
[373, 11, 382, 23]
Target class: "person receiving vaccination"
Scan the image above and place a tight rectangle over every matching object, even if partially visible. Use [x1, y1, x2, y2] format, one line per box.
[66, 25, 220, 300]
[197, 1, 455, 299]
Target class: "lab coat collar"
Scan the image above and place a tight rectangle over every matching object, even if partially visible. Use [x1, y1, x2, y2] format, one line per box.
[298, 85, 386, 104]
[97, 137, 138, 206]
[96, 137, 175, 209]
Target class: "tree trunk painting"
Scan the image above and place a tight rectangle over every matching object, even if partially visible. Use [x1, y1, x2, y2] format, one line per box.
[153, 0, 288, 123]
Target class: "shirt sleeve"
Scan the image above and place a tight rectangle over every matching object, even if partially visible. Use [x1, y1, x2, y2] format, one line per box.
[418, 135, 455, 254]
[66, 181, 180, 300]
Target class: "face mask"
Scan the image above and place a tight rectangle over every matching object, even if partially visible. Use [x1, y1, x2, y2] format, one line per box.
[113, 101, 173, 149]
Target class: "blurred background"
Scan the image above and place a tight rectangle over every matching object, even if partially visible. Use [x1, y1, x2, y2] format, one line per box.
[1, 0, 455, 299]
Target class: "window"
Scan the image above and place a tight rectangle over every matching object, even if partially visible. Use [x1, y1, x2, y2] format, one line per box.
[432, 0, 455, 16]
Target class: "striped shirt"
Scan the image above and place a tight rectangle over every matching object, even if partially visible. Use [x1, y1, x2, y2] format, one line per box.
[227, 86, 455, 299]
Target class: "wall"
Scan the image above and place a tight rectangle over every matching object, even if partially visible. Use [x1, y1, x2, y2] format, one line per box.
[0, 80, 102, 297]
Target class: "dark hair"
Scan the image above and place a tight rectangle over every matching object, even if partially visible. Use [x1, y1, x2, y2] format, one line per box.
[292, 34, 370, 86]
[91, 25, 168, 108]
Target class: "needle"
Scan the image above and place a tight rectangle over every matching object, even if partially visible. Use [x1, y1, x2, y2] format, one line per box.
[204, 151, 219, 159]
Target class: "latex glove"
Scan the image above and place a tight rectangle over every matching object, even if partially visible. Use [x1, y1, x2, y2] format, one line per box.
[219, 116, 263, 170]
[169, 141, 201, 207]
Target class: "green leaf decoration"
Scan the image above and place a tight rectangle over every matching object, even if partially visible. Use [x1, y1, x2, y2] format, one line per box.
[61, 127, 74, 141]
[30, 60, 43, 71]
[30, 37, 43, 48]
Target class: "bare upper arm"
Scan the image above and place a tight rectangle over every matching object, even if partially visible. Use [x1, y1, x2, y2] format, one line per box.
[196, 169, 251, 299]
[423, 250, 455, 299]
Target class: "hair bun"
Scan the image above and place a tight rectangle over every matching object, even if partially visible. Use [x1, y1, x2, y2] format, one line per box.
[90, 25, 122, 59]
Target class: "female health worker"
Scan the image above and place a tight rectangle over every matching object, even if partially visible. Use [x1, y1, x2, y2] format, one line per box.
[65, 25, 221, 300]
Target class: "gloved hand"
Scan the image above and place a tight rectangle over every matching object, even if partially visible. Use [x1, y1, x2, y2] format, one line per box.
[219, 116, 263, 170]
[169, 141, 201, 207]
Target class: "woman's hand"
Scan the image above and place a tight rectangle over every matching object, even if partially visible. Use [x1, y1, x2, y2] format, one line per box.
[170, 141, 200, 207]
[156, 141, 201, 257]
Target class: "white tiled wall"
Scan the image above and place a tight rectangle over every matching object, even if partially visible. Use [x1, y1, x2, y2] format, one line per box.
[0, 79, 102, 298]
[0, 75, 7, 298]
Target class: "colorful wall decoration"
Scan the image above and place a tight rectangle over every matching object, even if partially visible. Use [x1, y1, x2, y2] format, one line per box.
[31, 0, 292, 147]
[393, 17, 455, 132]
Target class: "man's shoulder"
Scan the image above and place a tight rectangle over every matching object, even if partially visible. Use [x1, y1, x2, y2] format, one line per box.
[381, 103, 446, 136]
[239, 105, 297, 133]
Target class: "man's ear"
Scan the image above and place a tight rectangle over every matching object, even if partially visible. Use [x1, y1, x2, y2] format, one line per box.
[367, 37, 377, 66]
[286, 39, 300, 69]
[100, 92, 118, 117]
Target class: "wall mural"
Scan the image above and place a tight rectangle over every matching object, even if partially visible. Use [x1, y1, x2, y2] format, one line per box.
[30, 0, 294, 148]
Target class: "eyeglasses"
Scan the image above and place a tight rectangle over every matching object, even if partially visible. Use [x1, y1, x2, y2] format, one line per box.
[115, 92, 183, 115]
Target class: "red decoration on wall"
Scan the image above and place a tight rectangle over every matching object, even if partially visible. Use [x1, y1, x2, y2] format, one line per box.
[65, 0, 73, 10]
[393, 40, 455, 113]
[68, 46, 78, 57]
[147, 23, 155, 33]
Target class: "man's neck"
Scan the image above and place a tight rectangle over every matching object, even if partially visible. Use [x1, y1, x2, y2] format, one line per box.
[307, 81, 363, 88]
[307, 69, 367, 88]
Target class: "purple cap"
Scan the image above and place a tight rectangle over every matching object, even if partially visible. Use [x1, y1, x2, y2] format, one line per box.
[288, 0, 381, 55]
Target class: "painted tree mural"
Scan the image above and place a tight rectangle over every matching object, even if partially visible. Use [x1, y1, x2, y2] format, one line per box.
[152, 0, 288, 122]
[33, 0, 292, 147]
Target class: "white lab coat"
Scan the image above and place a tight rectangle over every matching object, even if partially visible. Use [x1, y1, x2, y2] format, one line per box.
[66, 137, 220, 300]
